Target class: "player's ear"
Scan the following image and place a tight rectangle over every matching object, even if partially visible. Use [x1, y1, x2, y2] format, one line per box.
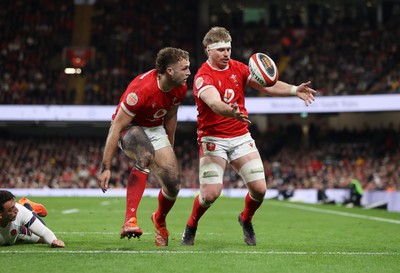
[166, 67, 174, 76]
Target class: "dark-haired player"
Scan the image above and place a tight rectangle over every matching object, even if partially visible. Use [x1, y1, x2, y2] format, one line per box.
[97, 47, 191, 246]
[0, 190, 64, 247]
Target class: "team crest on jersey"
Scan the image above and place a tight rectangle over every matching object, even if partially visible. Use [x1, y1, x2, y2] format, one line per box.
[223, 89, 235, 103]
[126, 93, 138, 106]
[10, 229, 17, 236]
[230, 74, 238, 84]
[195, 77, 204, 89]
[206, 142, 216, 151]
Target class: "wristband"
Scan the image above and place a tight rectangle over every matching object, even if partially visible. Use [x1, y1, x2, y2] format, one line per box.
[290, 85, 298, 96]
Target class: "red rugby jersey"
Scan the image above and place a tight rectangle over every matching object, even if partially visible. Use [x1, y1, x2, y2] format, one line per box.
[193, 59, 251, 139]
[112, 69, 187, 127]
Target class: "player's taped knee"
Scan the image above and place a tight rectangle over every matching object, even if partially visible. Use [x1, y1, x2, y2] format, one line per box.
[238, 159, 265, 183]
[199, 163, 224, 184]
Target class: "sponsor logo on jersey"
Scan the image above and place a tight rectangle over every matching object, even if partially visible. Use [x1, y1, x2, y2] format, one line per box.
[153, 109, 167, 118]
[126, 93, 138, 106]
[223, 89, 235, 103]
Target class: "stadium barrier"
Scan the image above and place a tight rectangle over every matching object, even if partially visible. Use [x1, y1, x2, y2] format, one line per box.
[6, 188, 399, 213]
[363, 190, 400, 212]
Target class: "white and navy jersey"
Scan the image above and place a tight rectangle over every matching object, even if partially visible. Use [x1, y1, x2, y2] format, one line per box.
[0, 203, 40, 246]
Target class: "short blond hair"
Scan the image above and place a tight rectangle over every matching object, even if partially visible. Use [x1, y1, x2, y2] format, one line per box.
[202, 27, 232, 54]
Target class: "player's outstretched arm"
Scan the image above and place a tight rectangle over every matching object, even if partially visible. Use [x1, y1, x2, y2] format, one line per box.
[249, 79, 317, 106]
[200, 87, 251, 124]
[30, 219, 65, 248]
[293, 81, 317, 106]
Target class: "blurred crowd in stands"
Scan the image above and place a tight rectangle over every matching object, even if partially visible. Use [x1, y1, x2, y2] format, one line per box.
[0, 0, 75, 105]
[1, 124, 398, 192]
[0, 1, 399, 193]
[1, 0, 400, 105]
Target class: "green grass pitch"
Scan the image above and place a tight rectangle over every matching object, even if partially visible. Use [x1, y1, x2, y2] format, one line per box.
[2, 196, 399, 273]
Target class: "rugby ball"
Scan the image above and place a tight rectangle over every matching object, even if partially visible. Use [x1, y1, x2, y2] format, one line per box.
[248, 53, 278, 87]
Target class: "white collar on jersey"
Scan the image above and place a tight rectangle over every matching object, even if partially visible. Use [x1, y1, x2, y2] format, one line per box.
[206, 59, 230, 71]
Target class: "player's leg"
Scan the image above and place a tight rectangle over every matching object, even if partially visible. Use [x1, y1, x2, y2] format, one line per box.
[231, 151, 266, 246]
[118, 125, 154, 239]
[19, 201, 46, 225]
[120, 167, 146, 239]
[182, 155, 226, 246]
[229, 133, 266, 246]
[149, 146, 181, 246]
[18, 197, 47, 218]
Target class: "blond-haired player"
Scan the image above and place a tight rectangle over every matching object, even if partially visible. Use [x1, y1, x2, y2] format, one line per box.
[181, 27, 316, 246]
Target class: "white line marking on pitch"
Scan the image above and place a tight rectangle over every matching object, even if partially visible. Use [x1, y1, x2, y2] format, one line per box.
[271, 202, 400, 224]
[54, 231, 151, 235]
[61, 209, 80, 214]
[0, 250, 398, 255]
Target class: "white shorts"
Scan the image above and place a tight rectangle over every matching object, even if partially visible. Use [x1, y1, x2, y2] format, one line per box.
[200, 133, 258, 162]
[142, 125, 171, 151]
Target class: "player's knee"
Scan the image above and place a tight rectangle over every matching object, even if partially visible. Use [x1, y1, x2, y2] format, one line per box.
[164, 183, 180, 197]
[200, 191, 220, 205]
[247, 180, 267, 201]
[166, 180, 181, 196]
[251, 188, 267, 201]
[159, 168, 181, 196]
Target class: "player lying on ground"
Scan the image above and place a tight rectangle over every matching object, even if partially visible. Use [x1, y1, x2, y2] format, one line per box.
[0, 190, 65, 247]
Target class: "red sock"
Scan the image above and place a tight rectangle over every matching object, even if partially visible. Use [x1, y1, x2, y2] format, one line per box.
[187, 195, 210, 228]
[124, 168, 147, 222]
[241, 192, 263, 223]
[155, 189, 176, 225]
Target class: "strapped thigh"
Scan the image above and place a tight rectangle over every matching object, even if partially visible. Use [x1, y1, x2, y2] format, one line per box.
[238, 158, 265, 184]
[199, 162, 225, 185]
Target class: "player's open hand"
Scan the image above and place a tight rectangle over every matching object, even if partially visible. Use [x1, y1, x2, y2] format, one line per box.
[296, 81, 317, 106]
[231, 103, 251, 124]
[97, 169, 111, 193]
